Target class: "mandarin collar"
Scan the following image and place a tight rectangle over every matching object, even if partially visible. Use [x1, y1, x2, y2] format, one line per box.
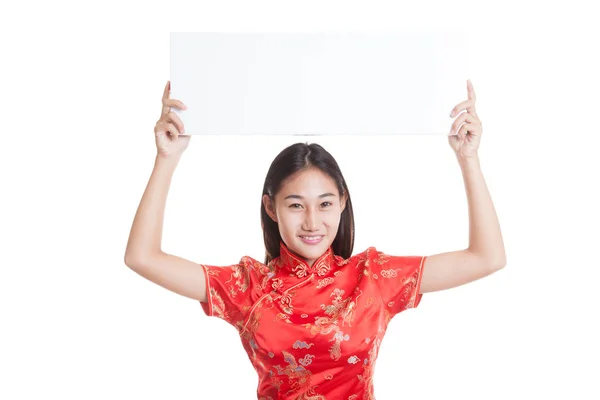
[278, 240, 335, 279]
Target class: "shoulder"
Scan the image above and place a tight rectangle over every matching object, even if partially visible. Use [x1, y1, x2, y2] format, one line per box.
[334, 246, 378, 267]
[203, 255, 271, 281]
[236, 255, 273, 277]
[346, 246, 424, 273]
[343, 246, 391, 263]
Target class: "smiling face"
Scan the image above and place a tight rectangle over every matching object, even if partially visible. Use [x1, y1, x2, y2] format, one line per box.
[263, 168, 347, 267]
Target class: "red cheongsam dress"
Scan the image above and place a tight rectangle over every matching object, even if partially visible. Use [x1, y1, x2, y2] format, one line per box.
[199, 240, 427, 400]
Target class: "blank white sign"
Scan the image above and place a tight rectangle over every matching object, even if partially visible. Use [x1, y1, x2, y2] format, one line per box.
[170, 32, 468, 135]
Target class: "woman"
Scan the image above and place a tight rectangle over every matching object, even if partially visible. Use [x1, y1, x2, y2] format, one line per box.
[124, 80, 506, 399]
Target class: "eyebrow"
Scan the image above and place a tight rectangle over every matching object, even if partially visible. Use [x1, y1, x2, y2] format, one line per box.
[283, 193, 336, 200]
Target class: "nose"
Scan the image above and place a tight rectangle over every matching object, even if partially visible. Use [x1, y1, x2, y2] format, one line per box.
[302, 209, 318, 231]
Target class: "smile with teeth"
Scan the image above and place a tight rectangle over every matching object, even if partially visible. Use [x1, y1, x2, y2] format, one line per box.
[299, 235, 324, 243]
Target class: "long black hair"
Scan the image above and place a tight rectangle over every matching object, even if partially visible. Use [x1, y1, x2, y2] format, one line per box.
[261, 142, 355, 265]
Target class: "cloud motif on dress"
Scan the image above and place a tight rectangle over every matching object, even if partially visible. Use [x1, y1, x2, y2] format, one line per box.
[347, 355, 361, 364]
[380, 268, 399, 278]
[298, 354, 315, 366]
[333, 331, 350, 342]
[292, 340, 314, 349]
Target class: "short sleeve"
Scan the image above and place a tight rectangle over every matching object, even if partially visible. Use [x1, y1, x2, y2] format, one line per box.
[199, 256, 262, 330]
[369, 248, 427, 316]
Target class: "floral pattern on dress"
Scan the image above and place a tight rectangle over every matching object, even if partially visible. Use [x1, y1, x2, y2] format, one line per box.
[199, 242, 427, 399]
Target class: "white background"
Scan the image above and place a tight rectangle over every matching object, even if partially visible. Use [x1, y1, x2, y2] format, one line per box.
[1, 1, 599, 399]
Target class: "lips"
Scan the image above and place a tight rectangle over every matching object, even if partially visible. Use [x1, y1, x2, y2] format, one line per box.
[299, 235, 324, 244]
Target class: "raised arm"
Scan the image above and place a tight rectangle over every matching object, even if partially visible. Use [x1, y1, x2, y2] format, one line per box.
[124, 81, 207, 302]
[420, 80, 506, 294]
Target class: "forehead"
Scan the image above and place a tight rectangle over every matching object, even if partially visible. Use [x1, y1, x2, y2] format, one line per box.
[279, 169, 338, 197]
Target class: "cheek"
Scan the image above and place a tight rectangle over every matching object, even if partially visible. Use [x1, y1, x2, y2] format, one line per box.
[277, 212, 300, 230]
[323, 212, 342, 227]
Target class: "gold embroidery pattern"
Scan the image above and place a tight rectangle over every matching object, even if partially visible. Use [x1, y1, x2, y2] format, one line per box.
[243, 303, 264, 334]
[316, 277, 334, 289]
[224, 263, 251, 297]
[357, 328, 385, 400]
[300, 287, 361, 361]
[372, 251, 390, 266]
[293, 263, 310, 278]
[400, 271, 420, 309]
[380, 268, 399, 278]
[314, 260, 331, 276]
[340, 289, 361, 327]
[201, 244, 424, 399]
[272, 350, 326, 399]
[209, 287, 228, 320]
[271, 278, 284, 291]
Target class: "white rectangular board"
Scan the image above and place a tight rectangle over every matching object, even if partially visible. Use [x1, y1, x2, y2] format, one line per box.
[170, 32, 468, 135]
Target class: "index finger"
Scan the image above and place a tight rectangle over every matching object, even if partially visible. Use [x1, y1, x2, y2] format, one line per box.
[162, 81, 171, 115]
[467, 79, 476, 102]
[465, 80, 477, 116]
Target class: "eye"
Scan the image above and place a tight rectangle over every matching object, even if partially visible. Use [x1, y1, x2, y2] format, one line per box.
[288, 202, 332, 209]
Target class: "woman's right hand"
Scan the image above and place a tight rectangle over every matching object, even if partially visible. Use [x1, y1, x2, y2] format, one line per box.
[154, 81, 190, 158]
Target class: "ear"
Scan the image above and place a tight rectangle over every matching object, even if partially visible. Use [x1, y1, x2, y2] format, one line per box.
[263, 194, 278, 222]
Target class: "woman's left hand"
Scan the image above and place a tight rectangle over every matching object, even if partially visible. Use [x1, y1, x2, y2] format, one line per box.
[448, 79, 482, 159]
